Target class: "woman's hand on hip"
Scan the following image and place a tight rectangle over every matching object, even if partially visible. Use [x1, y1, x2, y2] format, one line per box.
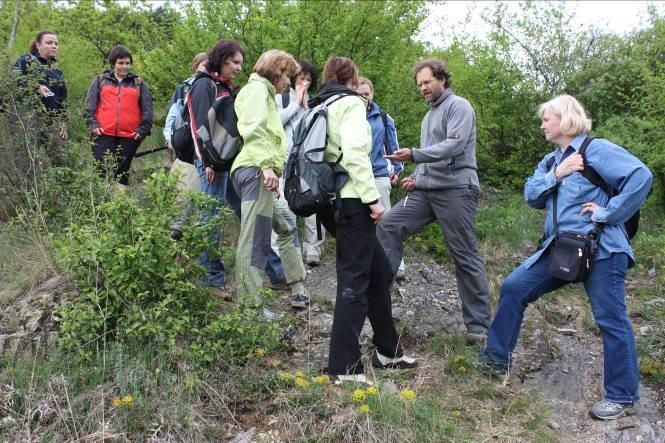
[580, 201, 600, 217]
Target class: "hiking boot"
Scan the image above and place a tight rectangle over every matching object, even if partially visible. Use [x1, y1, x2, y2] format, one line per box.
[291, 288, 310, 309]
[395, 269, 406, 283]
[331, 374, 374, 386]
[589, 399, 634, 420]
[476, 352, 509, 378]
[305, 255, 320, 266]
[210, 287, 233, 301]
[371, 349, 418, 370]
[269, 278, 288, 291]
[466, 330, 487, 345]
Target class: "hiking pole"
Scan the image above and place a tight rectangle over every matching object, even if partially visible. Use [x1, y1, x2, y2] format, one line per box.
[134, 145, 169, 158]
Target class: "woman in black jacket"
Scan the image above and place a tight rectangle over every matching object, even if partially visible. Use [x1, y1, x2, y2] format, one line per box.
[13, 30, 68, 163]
[185, 39, 244, 299]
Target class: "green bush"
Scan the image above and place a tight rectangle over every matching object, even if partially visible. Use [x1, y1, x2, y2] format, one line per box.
[54, 171, 283, 365]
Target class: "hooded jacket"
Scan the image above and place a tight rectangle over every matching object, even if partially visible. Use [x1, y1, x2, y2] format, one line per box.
[314, 82, 379, 205]
[85, 70, 153, 138]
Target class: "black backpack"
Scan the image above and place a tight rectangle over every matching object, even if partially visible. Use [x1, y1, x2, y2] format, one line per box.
[547, 136, 640, 239]
[283, 94, 349, 217]
[172, 76, 242, 172]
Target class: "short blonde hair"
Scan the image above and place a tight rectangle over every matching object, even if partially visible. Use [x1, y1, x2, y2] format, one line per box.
[253, 49, 300, 87]
[538, 95, 592, 136]
[358, 76, 374, 94]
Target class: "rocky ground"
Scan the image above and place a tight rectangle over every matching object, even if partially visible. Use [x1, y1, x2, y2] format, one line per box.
[292, 256, 665, 442]
[2, 256, 664, 442]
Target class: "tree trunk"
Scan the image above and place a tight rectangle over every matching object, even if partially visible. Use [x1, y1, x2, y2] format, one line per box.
[8, 0, 20, 51]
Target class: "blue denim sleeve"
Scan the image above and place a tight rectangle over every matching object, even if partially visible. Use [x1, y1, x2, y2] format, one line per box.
[586, 141, 653, 224]
[524, 153, 558, 209]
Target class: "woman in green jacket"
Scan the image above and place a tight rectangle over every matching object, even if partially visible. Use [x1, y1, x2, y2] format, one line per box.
[232, 50, 309, 312]
[313, 57, 418, 383]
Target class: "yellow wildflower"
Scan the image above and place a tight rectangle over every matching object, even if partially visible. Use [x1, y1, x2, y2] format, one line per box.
[295, 377, 310, 389]
[279, 371, 295, 382]
[399, 389, 417, 402]
[112, 396, 122, 408]
[366, 386, 379, 396]
[452, 355, 465, 364]
[313, 375, 330, 385]
[295, 370, 306, 378]
[121, 394, 133, 406]
[452, 410, 462, 417]
[352, 389, 366, 402]
[255, 348, 267, 356]
[359, 404, 371, 414]
[458, 366, 468, 373]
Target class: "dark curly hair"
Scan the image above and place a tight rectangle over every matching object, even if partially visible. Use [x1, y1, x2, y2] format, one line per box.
[291, 59, 318, 93]
[412, 59, 452, 88]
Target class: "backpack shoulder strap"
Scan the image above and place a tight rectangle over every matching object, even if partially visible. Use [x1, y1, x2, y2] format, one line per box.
[322, 93, 350, 107]
[282, 90, 290, 108]
[578, 136, 613, 196]
[379, 108, 389, 150]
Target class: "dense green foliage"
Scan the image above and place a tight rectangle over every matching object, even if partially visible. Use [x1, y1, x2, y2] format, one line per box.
[1, 0, 664, 196]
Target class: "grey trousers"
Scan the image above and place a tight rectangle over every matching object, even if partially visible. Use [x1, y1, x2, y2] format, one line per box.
[376, 186, 491, 332]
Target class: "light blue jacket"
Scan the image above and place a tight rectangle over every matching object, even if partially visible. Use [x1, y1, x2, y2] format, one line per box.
[163, 75, 196, 141]
[367, 101, 402, 178]
[523, 134, 652, 268]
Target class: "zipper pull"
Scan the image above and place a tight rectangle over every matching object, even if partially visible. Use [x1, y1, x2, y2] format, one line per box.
[578, 248, 583, 257]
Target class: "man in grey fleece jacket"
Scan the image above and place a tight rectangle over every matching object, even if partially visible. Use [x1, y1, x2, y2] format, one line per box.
[378, 59, 491, 343]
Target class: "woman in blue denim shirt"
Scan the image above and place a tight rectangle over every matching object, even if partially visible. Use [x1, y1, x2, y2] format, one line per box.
[481, 95, 652, 420]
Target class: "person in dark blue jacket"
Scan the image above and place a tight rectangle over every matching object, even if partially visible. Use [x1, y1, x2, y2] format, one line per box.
[13, 30, 68, 164]
[356, 76, 406, 279]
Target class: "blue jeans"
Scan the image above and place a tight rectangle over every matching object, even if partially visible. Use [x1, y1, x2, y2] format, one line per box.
[224, 174, 286, 283]
[482, 250, 639, 403]
[195, 159, 227, 288]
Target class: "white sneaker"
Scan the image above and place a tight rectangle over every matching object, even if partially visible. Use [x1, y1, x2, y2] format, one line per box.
[331, 374, 374, 385]
[371, 349, 418, 369]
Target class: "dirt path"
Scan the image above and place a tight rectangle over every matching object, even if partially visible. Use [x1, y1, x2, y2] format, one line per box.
[293, 256, 665, 442]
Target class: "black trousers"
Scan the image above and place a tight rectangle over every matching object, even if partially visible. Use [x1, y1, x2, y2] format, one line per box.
[92, 135, 141, 185]
[318, 198, 402, 376]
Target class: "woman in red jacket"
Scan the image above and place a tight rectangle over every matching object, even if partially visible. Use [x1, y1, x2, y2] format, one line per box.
[85, 45, 153, 185]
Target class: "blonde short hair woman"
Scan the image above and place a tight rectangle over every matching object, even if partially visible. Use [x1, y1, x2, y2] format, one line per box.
[231, 49, 309, 311]
[481, 94, 652, 420]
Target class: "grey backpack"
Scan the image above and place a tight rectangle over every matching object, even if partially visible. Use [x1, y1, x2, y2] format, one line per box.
[283, 94, 349, 217]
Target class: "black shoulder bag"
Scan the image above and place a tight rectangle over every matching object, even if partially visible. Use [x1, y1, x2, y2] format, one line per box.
[547, 138, 602, 282]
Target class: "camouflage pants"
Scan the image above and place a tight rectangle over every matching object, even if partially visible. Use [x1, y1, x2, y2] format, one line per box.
[232, 167, 305, 301]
